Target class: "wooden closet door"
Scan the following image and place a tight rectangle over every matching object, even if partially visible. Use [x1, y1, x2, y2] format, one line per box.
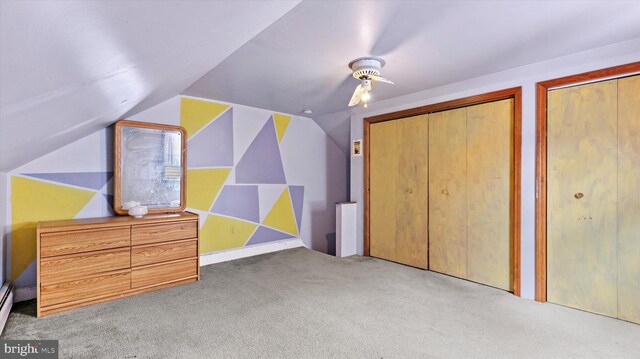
[547, 80, 618, 317]
[617, 75, 640, 324]
[428, 108, 467, 277]
[396, 115, 428, 269]
[370, 120, 397, 262]
[466, 99, 513, 291]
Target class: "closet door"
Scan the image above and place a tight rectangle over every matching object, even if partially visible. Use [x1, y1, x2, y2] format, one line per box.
[466, 99, 513, 291]
[370, 120, 397, 262]
[429, 108, 467, 277]
[369, 115, 428, 268]
[617, 75, 640, 324]
[427, 99, 512, 290]
[396, 115, 428, 269]
[547, 80, 618, 317]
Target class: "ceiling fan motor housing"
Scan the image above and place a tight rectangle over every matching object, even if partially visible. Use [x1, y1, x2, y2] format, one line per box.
[349, 57, 385, 80]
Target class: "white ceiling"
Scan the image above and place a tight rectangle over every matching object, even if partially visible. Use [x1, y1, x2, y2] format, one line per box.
[185, 0, 640, 118]
[2, 1, 640, 170]
[0, 0, 299, 171]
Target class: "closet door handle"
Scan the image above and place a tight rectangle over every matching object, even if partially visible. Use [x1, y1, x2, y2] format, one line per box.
[574, 192, 584, 199]
[406, 189, 413, 194]
[441, 189, 449, 195]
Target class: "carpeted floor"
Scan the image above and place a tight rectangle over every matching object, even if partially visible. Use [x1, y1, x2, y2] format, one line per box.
[2, 247, 639, 358]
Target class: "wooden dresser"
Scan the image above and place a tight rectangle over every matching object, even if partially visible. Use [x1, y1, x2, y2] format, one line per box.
[36, 212, 199, 317]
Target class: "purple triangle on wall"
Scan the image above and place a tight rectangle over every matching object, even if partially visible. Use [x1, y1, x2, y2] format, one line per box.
[103, 194, 114, 208]
[289, 186, 304, 230]
[188, 108, 234, 167]
[103, 194, 115, 214]
[211, 185, 259, 223]
[246, 225, 294, 246]
[23, 172, 113, 190]
[235, 117, 286, 184]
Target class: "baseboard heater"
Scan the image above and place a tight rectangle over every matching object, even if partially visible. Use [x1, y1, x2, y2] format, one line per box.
[0, 282, 14, 335]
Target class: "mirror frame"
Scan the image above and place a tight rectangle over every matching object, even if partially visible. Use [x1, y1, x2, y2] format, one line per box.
[113, 120, 187, 215]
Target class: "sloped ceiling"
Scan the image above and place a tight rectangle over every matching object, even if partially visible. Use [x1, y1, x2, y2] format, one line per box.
[0, 0, 299, 171]
[184, 0, 640, 152]
[2, 1, 640, 170]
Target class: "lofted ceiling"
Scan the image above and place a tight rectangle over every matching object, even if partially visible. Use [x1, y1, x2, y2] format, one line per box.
[0, 0, 299, 171]
[2, 1, 640, 170]
[186, 0, 640, 117]
[184, 0, 640, 151]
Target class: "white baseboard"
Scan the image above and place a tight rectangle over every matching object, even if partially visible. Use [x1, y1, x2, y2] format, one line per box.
[200, 239, 304, 267]
[14, 285, 36, 303]
[0, 283, 14, 335]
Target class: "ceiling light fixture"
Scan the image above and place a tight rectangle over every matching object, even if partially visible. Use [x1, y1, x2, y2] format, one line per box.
[361, 87, 371, 108]
[347, 57, 394, 108]
[302, 108, 313, 114]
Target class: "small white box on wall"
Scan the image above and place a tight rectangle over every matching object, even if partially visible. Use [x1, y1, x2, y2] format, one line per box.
[352, 139, 362, 157]
[336, 202, 357, 257]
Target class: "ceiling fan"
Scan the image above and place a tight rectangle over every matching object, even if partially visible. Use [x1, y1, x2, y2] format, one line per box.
[348, 57, 394, 107]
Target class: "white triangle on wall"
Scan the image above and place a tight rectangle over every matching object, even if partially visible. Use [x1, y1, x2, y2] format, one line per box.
[258, 184, 287, 222]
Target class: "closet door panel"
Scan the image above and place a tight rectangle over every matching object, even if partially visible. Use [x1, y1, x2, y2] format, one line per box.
[466, 99, 513, 291]
[617, 75, 640, 324]
[396, 115, 429, 269]
[370, 121, 398, 262]
[428, 108, 467, 277]
[547, 80, 618, 317]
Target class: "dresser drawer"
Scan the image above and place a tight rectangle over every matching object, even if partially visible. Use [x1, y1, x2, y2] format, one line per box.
[40, 227, 130, 257]
[131, 239, 197, 267]
[131, 259, 197, 289]
[131, 221, 197, 245]
[37, 212, 199, 317]
[40, 270, 131, 307]
[41, 248, 130, 285]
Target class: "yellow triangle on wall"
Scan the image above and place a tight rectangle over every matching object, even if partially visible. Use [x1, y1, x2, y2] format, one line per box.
[180, 97, 230, 138]
[186, 168, 231, 211]
[273, 113, 291, 143]
[199, 214, 257, 254]
[11, 176, 95, 280]
[262, 188, 298, 236]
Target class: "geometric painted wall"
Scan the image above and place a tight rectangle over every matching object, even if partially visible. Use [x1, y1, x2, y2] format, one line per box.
[10, 172, 113, 282]
[7, 95, 346, 287]
[179, 97, 303, 253]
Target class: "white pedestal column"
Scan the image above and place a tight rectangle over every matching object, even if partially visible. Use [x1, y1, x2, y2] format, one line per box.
[336, 202, 357, 257]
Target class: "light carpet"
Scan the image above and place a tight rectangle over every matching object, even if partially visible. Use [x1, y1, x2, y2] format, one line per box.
[2, 247, 638, 358]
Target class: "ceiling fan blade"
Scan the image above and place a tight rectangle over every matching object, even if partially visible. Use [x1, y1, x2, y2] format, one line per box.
[370, 75, 394, 85]
[348, 84, 364, 107]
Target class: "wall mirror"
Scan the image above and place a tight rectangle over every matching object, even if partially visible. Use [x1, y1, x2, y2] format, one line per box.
[114, 120, 187, 215]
